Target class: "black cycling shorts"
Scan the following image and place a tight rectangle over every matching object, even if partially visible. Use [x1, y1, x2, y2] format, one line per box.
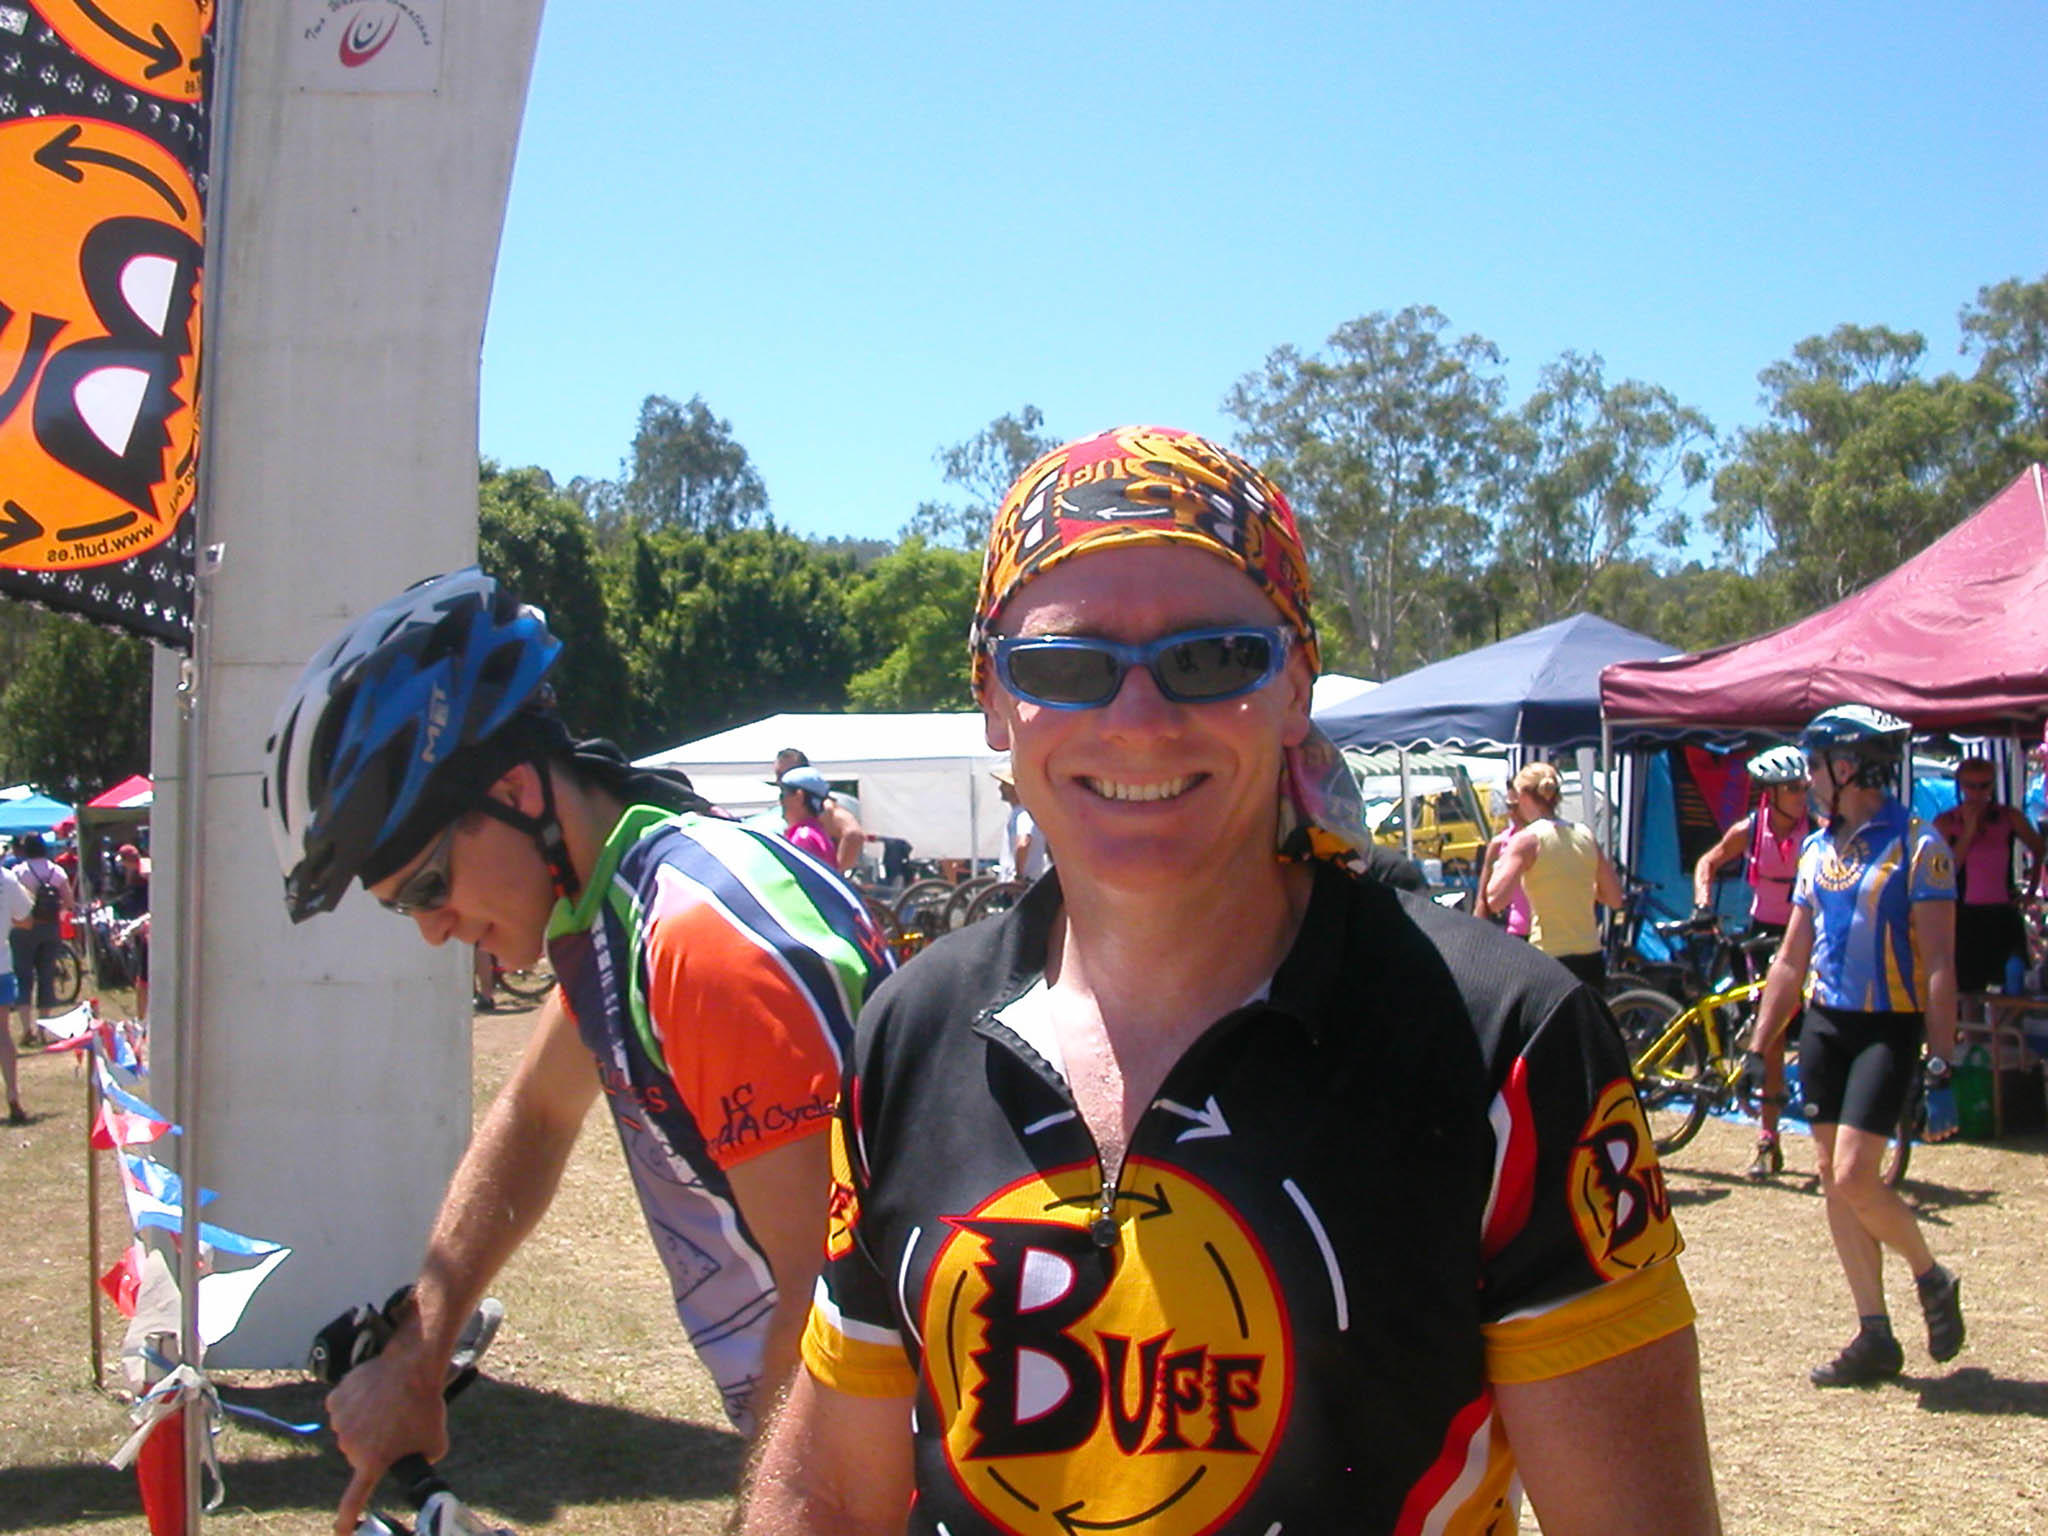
[1554, 951, 1606, 989]
[1797, 1004, 1922, 1135]
[1954, 903, 2024, 994]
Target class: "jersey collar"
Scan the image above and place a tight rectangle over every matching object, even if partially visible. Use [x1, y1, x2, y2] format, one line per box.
[546, 802, 684, 940]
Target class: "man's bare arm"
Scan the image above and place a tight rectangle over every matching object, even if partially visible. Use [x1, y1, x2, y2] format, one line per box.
[1750, 904, 1815, 1056]
[328, 995, 599, 1533]
[724, 1131, 834, 1425]
[1691, 817, 1751, 909]
[740, 1369, 915, 1535]
[1495, 1327, 1720, 1536]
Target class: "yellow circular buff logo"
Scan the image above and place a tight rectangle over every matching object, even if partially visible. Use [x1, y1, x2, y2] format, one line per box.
[0, 116, 202, 570]
[38, 1, 212, 101]
[922, 1158, 1291, 1536]
[1568, 1079, 1684, 1280]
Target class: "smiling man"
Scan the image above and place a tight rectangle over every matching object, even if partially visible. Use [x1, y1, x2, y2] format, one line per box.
[741, 427, 1719, 1535]
[265, 569, 892, 1533]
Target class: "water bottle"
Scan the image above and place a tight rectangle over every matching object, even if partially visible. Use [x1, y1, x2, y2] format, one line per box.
[2005, 952, 2027, 997]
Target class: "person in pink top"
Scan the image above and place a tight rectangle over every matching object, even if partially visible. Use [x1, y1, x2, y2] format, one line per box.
[773, 767, 838, 864]
[1692, 744, 1811, 1178]
[1472, 791, 1532, 937]
[1933, 756, 2044, 994]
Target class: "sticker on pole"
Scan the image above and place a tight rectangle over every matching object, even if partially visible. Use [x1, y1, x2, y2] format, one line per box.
[0, 115, 203, 571]
[289, 0, 444, 94]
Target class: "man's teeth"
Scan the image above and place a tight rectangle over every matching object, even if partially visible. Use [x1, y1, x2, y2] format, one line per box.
[1085, 776, 1195, 802]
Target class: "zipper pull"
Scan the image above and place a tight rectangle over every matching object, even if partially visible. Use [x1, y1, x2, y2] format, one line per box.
[1090, 1179, 1119, 1248]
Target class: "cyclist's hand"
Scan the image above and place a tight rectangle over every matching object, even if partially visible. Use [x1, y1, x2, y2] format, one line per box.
[1688, 904, 1717, 931]
[328, 1336, 448, 1535]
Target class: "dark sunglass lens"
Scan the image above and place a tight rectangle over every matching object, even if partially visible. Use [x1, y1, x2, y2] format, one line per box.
[1160, 633, 1272, 699]
[1008, 644, 1121, 704]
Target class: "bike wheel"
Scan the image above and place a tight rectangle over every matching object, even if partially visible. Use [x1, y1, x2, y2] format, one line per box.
[498, 958, 556, 1002]
[964, 879, 1027, 924]
[941, 876, 995, 932]
[51, 941, 83, 1007]
[1609, 988, 1711, 1155]
[1883, 1067, 1923, 1188]
[893, 878, 954, 932]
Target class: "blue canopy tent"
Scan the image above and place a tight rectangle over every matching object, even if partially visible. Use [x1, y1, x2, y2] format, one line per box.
[1314, 614, 1684, 942]
[1315, 613, 1675, 751]
[0, 789, 73, 836]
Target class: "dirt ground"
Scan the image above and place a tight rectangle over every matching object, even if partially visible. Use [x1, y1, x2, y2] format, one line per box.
[3, 999, 2045, 1534]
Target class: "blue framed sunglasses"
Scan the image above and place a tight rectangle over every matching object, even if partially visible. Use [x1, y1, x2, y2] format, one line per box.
[984, 625, 1293, 709]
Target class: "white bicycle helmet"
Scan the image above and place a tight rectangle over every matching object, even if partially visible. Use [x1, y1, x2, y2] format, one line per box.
[1745, 744, 1810, 785]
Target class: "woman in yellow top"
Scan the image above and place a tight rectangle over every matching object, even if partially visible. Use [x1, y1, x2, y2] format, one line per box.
[1485, 761, 1625, 987]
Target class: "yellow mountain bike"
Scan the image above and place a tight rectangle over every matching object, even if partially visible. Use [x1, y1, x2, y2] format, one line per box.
[1611, 980, 1922, 1187]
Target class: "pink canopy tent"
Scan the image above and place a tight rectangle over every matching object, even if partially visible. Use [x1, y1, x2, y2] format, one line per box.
[1603, 465, 2048, 741]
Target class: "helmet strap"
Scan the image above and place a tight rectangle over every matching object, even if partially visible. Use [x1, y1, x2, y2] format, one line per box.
[475, 758, 582, 904]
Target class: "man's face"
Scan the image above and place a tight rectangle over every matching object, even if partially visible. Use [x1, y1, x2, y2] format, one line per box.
[1957, 769, 1994, 803]
[364, 783, 554, 969]
[979, 544, 1312, 900]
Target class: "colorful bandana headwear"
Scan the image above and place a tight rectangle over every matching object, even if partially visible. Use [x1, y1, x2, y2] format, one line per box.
[972, 425, 1380, 871]
[970, 425, 1320, 688]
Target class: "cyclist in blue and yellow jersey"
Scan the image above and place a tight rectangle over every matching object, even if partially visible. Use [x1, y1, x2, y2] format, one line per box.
[265, 570, 894, 1534]
[1750, 704, 1965, 1388]
[1692, 743, 1811, 1178]
[741, 427, 1718, 1536]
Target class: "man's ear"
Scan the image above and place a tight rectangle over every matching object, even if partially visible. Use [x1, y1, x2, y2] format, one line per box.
[487, 761, 543, 817]
[1279, 654, 1315, 750]
[981, 683, 1012, 753]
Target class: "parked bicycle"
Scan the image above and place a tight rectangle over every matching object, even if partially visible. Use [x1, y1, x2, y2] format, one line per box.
[1614, 967, 1921, 1187]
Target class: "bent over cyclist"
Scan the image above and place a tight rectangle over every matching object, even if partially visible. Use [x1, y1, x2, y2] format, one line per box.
[1692, 744, 1810, 1178]
[266, 570, 893, 1533]
[1750, 705, 1965, 1387]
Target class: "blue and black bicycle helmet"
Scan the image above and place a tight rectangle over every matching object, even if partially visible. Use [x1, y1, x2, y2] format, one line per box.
[1799, 704, 1910, 790]
[264, 568, 565, 922]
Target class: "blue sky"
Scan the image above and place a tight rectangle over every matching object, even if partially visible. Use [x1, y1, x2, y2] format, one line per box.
[478, 2, 2045, 547]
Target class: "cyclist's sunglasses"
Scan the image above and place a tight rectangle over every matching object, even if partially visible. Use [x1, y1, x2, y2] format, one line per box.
[379, 821, 459, 915]
[983, 626, 1292, 710]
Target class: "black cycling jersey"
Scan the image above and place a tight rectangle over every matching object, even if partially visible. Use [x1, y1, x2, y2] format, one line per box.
[804, 864, 1694, 1535]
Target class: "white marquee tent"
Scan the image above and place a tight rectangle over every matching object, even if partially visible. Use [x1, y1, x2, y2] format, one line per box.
[636, 712, 1007, 862]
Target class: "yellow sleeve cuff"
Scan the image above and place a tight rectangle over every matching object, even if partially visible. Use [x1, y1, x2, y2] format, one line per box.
[800, 1303, 918, 1399]
[1482, 1262, 1696, 1385]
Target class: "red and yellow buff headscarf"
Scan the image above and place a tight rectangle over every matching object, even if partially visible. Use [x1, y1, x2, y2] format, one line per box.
[971, 425, 1319, 684]
[972, 425, 1372, 869]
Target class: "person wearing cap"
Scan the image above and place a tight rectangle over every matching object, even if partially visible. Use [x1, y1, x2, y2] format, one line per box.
[8, 832, 73, 1049]
[774, 766, 840, 865]
[991, 765, 1049, 884]
[776, 749, 868, 875]
[111, 842, 151, 1020]
[265, 569, 896, 1533]
[742, 427, 1717, 1535]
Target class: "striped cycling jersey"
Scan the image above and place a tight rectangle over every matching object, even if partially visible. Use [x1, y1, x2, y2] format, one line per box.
[1793, 798, 1956, 1012]
[547, 805, 893, 1434]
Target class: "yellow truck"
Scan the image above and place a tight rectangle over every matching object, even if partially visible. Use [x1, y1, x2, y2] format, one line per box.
[1346, 749, 1505, 879]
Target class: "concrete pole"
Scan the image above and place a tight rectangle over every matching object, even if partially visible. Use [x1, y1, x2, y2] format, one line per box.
[150, 0, 547, 1369]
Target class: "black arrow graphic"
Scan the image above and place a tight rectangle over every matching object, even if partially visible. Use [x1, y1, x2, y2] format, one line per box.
[0, 500, 46, 555]
[73, 0, 183, 79]
[60, 510, 141, 540]
[1051, 1468, 1207, 1533]
[1044, 1183, 1175, 1220]
[35, 124, 189, 220]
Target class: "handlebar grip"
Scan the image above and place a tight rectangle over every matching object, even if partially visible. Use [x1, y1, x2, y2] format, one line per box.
[392, 1453, 448, 1509]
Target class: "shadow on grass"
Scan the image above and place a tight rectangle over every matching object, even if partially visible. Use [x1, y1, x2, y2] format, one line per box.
[1909, 1366, 2048, 1419]
[0, 1377, 744, 1531]
[1662, 1160, 2004, 1228]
